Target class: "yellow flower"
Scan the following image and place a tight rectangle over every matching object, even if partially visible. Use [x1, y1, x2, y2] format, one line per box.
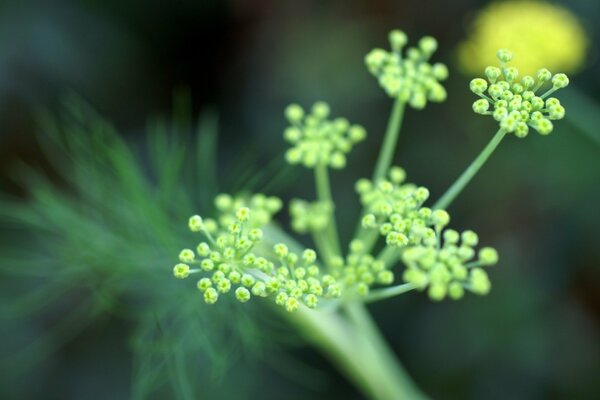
[458, 0, 587, 76]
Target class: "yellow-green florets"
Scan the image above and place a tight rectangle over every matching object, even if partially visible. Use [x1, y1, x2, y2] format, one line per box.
[283, 102, 366, 169]
[402, 228, 498, 301]
[365, 30, 448, 108]
[173, 194, 342, 312]
[470, 49, 569, 137]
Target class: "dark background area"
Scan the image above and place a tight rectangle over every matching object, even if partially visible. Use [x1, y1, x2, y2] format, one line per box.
[1, 0, 599, 399]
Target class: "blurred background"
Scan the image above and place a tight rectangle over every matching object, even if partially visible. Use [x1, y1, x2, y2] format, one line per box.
[1, 0, 599, 399]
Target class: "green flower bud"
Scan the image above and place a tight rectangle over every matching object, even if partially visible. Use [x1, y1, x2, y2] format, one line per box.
[443, 229, 459, 244]
[389, 29, 408, 51]
[251, 282, 267, 297]
[470, 78, 488, 94]
[470, 268, 491, 295]
[534, 118, 554, 135]
[521, 76, 535, 89]
[304, 294, 318, 308]
[312, 101, 330, 119]
[514, 122, 529, 138]
[197, 278, 212, 292]
[419, 36, 438, 55]
[377, 270, 394, 284]
[432, 63, 449, 80]
[461, 230, 479, 247]
[431, 209, 450, 228]
[448, 282, 464, 300]
[286, 297, 300, 312]
[228, 270, 241, 284]
[217, 278, 232, 294]
[479, 247, 499, 265]
[235, 287, 251, 303]
[204, 288, 219, 304]
[472, 99, 490, 114]
[284, 127, 302, 143]
[551, 73, 569, 89]
[536, 68, 552, 82]
[285, 104, 304, 123]
[188, 215, 203, 232]
[496, 49, 513, 63]
[274, 243, 289, 258]
[173, 263, 190, 279]
[485, 66, 501, 83]
[196, 242, 210, 257]
[503, 66, 519, 82]
[241, 274, 255, 287]
[200, 259, 215, 271]
[179, 249, 195, 263]
[428, 283, 447, 301]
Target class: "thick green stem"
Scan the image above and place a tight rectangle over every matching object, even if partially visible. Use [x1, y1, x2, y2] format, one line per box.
[289, 303, 428, 400]
[372, 97, 406, 182]
[433, 128, 507, 210]
[315, 164, 342, 257]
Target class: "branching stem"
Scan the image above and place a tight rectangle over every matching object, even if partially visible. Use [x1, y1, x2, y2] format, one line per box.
[433, 128, 507, 210]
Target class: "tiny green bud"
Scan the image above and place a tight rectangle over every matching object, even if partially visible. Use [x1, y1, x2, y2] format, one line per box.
[197, 278, 212, 292]
[469, 78, 488, 94]
[472, 99, 490, 114]
[485, 66, 501, 83]
[241, 274, 256, 287]
[179, 249, 195, 263]
[286, 297, 300, 312]
[496, 49, 513, 63]
[204, 288, 219, 304]
[461, 230, 479, 247]
[196, 242, 210, 257]
[551, 73, 569, 89]
[285, 104, 304, 123]
[419, 36, 438, 55]
[274, 243, 289, 258]
[479, 247, 499, 266]
[302, 249, 317, 264]
[312, 101, 330, 119]
[173, 263, 190, 279]
[188, 215, 203, 232]
[236, 207, 250, 222]
[362, 214, 377, 229]
[536, 68, 552, 82]
[448, 282, 464, 300]
[389, 29, 407, 51]
[200, 259, 215, 271]
[470, 268, 491, 295]
[217, 278, 232, 294]
[235, 287, 251, 303]
[304, 294, 318, 309]
[431, 209, 450, 228]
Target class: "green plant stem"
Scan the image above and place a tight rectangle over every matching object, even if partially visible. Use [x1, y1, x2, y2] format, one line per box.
[372, 97, 406, 182]
[289, 303, 428, 400]
[315, 164, 342, 257]
[354, 97, 406, 253]
[365, 283, 418, 303]
[433, 128, 507, 210]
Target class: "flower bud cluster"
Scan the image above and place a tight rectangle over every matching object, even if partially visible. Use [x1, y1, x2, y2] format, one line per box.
[328, 239, 396, 298]
[470, 49, 569, 137]
[357, 167, 434, 246]
[289, 199, 332, 234]
[175, 196, 341, 311]
[283, 102, 366, 169]
[214, 193, 282, 228]
[402, 229, 498, 301]
[365, 29, 448, 108]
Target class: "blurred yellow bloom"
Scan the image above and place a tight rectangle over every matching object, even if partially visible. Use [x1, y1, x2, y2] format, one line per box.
[458, 0, 587, 76]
